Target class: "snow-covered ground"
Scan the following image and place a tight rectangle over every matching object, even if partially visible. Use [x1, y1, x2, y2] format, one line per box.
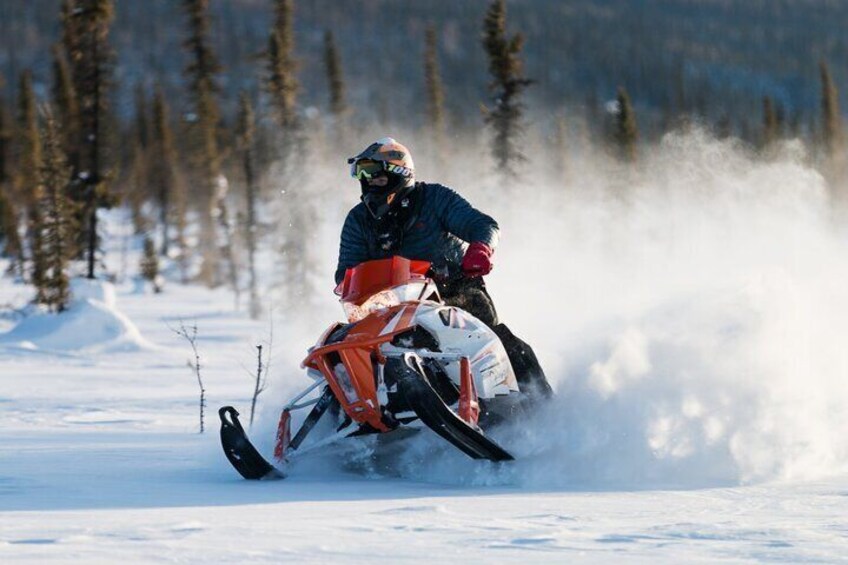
[1, 278, 847, 564]
[3, 131, 848, 562]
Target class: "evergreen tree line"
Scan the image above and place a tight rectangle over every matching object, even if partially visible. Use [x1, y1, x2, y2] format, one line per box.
[5, 0, 848, 141]
[0, 0, 113, 312]
[0, 0, 846, 315]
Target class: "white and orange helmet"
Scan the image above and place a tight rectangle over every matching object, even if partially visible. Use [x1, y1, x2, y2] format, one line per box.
[348, 137, 417, 219]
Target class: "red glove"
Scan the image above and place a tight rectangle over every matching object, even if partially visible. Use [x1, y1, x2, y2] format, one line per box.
[461, 242, 494, 278]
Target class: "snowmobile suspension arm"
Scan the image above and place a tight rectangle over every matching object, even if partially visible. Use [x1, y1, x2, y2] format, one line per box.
[283, 377, 327, 411]
[287, 419, 360, 459]
[288, 387, 338, 452]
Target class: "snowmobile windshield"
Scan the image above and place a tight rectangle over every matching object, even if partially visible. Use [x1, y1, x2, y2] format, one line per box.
[342, 281, 430, 322]
[337, 257, 435, 322]
[336, 257, 431, 303]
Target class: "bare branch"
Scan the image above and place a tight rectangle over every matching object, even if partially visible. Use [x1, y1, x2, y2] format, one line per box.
[246, 313, 274, 427]
[170, 318, 206, 433]
[249, 344, 263, 426]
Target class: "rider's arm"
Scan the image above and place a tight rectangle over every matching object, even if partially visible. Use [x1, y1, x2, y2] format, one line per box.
[335, 208, 371, 284]
[432, 184, 500, 249]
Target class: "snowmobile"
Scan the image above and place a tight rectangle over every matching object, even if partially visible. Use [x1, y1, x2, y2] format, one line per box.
[219, 256, 525, 480]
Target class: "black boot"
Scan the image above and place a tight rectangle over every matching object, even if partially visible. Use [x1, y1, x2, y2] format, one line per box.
[492, 323, 554, 401]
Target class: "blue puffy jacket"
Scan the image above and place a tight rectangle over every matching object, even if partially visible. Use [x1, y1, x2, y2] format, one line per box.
[335, 182, 499, 284]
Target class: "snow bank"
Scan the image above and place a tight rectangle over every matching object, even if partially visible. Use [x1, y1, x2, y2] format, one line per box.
[0, 279, 153, 353]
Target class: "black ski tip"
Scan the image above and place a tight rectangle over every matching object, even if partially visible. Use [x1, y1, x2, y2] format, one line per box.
[219, 406, 284, 480]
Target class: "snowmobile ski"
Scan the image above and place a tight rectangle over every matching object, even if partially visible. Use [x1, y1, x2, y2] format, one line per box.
[392, 354, 514, 462]
[219, 406, 284, 480]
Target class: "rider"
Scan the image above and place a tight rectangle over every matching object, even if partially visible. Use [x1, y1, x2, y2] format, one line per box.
[336, 137, 553, 400]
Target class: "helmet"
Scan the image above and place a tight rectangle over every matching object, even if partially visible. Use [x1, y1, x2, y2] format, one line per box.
[348, 137, 416, 219]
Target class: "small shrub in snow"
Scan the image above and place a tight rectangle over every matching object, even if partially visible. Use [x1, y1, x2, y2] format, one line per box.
[172, 319, 206, 433]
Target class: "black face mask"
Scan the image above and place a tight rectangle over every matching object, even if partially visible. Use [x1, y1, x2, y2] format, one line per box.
[360, 173, 411, 220]
[361, 184, 396, 220]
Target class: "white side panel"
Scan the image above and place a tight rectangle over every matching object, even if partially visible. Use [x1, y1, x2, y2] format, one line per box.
[411, 302, 519, 398]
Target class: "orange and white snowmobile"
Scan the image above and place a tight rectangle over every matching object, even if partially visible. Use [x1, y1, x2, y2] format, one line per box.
[219, 256, 524, 480]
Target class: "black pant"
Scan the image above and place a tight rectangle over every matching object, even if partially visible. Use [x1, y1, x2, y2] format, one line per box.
[438, 277, 553, 400]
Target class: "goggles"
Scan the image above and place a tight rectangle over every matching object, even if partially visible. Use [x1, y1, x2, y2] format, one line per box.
[350, 159, 386, 180]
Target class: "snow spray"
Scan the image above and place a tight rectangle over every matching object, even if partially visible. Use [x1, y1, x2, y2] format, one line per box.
[478, 127, 848, 488]
[262, 126, 848, 489]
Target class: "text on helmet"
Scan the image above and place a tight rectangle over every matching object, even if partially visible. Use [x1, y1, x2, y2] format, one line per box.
[386, 164, 413, 177]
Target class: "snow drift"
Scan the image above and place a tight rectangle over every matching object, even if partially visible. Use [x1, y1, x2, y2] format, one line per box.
[0, 279, 153, 353]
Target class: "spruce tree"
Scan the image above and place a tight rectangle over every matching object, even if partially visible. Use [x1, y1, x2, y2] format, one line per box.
[15, 71, 48, 288]
[273, 0, 294, 40]
[237, 92, 261, 319]
[35, 112, 74, 312]
[424, 25, 446, 150]
[323, 30, 347, 119]
[216, 175, 241, 309]
[614, 87, 638, 163]
[716, 114, 732, 140]
[820, 60, 842, 159]
[124, 84, 150, 235]
[150, 85, 182, 259]
[481, 0, 533, 179]
[126, 133, 148, 235]
[59, 0, 81, 173]
[267, 1, 314, 310]
[182, 0, 224, 286]
[65, 0, 115, 279]
[762, 95, 779, 150]
[0, 96, 23, 272]
[133, 84, 150, 151]
[51, 44, 80, 173]
[0, 189, 21, 269]
[267, 30, 299, 147]
[60, 0, 81, 68]
[16, 71, 42, 213]
[268, 0, 299, 155]
[0, 99, 9, 186]
[140, 235, 161, 293]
